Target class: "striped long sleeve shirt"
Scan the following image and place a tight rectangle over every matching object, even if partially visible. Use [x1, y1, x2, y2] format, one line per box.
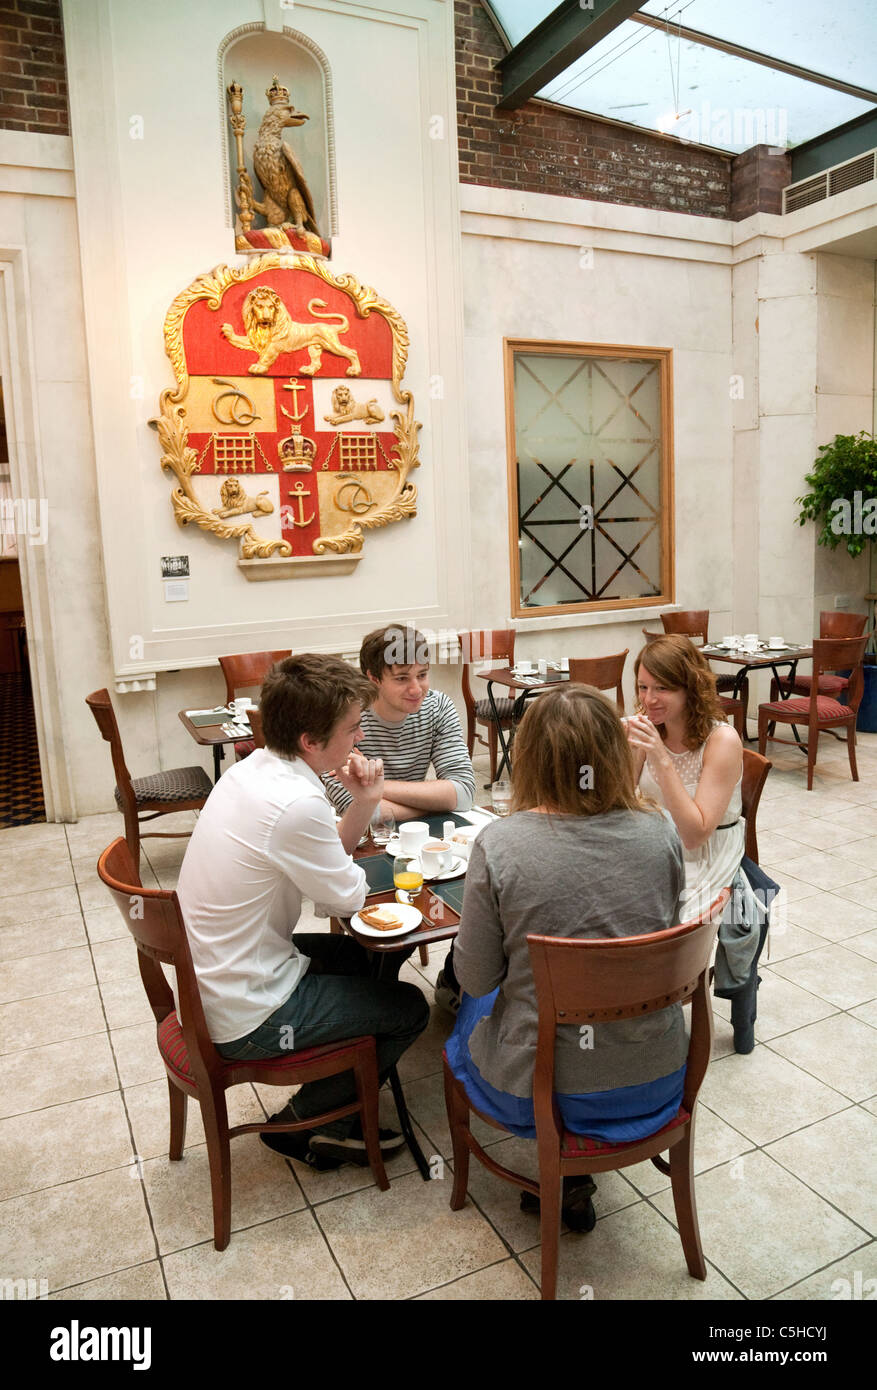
[322, 689, 475, 814]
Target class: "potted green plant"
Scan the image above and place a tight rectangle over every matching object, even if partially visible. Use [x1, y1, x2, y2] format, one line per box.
[796, 430, 877, 730]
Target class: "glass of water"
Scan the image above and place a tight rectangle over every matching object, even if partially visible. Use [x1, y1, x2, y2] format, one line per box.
[491, 779, 512, 817]
[370, 806, 396, 847]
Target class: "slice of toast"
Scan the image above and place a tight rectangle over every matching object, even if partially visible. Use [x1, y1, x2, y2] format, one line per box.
[359, 905, 404, 931]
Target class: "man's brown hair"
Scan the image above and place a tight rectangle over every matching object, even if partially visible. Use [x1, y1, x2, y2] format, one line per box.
[511, 684, 647, 816]
[260, 654, 375, 756]
[359, 625, 430, 681]
[633, 635, 726, 749]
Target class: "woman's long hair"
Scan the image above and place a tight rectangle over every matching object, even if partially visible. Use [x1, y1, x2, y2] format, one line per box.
[510, 684, 646, 816]
[633, 635, 726, 749]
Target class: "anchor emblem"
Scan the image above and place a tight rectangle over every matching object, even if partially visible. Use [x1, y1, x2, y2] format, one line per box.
[286, 481, 315, 528]
[281, 379, 309, 422]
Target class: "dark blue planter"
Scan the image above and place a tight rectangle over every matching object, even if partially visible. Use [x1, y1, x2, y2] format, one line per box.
[857, 661, 877, 732]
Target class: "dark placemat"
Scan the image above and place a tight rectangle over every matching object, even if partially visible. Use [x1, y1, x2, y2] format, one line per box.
[187, 712, 229, 728]
[430, 878, 466, 915]
[360, 854, 396, 896]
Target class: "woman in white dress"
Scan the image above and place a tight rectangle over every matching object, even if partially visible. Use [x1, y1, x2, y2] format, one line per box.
[625, 635, 745, 923]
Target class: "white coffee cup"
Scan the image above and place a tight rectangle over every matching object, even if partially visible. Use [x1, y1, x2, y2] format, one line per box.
[421, 839, 453, 875]
[398, 821, 429, 855]
[517, 659, 533, 674]
[769, 636, 785, 648]
[722, 635, 741, 648]
[231, 697, 253, 716]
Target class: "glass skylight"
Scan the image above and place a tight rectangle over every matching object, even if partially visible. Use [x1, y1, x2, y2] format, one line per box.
[484, 1, 877, 152]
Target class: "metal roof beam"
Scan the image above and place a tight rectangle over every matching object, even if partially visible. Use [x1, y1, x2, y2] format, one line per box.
[496, 0, 646, 111]
[632, 13, 877, 105]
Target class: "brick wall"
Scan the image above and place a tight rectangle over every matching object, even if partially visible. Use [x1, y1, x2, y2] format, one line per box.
[0, 0, 68, 136]
[455, 0, 732, 218]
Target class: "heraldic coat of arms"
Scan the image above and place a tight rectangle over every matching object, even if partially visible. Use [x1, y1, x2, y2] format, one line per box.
[154, 253, 421, 571]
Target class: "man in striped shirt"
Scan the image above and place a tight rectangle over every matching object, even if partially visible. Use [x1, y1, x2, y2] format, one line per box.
[322, 625, 475, 821]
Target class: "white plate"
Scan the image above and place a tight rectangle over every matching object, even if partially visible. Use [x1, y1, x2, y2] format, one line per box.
[351, 904, 423, 938]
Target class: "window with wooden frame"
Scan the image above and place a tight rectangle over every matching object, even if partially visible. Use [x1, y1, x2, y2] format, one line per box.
[504, 340, 674, 617]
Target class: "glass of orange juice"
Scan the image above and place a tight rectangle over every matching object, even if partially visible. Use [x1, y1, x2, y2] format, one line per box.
[393, 855, 424, 904]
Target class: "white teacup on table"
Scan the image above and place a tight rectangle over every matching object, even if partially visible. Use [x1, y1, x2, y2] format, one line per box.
[398, 821, 429, 856]
[721, 635, 742, 649]
[420, 839, 453, 876]
[768, 636, 786, 649]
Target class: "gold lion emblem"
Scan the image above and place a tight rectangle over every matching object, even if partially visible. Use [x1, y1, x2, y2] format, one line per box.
[212, 477, 274, 519]
[323, 384, 385, 427]
[220, 286, 361, 377]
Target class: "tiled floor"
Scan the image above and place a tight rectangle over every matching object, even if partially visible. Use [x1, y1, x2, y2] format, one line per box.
[1, 733, 876, 1300]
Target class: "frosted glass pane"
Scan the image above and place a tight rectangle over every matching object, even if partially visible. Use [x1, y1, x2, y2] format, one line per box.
[513, 351, 666, 609]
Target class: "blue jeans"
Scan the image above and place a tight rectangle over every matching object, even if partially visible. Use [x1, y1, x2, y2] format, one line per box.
[216, 935, 429, 1138]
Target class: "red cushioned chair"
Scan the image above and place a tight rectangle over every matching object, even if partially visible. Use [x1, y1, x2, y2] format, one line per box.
[218, 650, 291, 759]
[769, 611, 868, 702]
[758, 635, 869, 790]
[443, 889, 730, 1300]
[97, 837, 389, 1251]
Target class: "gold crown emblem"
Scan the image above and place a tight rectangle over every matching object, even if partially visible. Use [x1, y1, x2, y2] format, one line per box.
[266, 76, 290, 106]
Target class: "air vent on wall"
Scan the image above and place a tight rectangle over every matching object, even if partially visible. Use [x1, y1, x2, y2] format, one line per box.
[783, 149, 877, 213]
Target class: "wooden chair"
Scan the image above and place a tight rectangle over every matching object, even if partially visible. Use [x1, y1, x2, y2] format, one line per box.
[656, 611, 748, 739]
[443, 890, 730, 1300]
[770, 612, 868, 702]
[568, 650, 628, 713]
[758, 635, 869, 790]
[218, 650, 291, 759]
[740, 748, 772, 865]
[97, 837, 389, 1250]
[86, 689, 213, 871]
[459, 629, 515, 782]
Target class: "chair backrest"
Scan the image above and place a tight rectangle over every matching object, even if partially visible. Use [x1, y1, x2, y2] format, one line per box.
[86, 688, 139, 857]
[527, 890, 729, 1127]
[97, 837, 221, 1092]
[813, 635, 869, 713]
[567, 650, 628, 713]
[661, 611, 709, 646]
[740, 748, 771, 864]
[641, 628, 661, 645]
[459, 629, 515, 710]
[218, 650, 291, 706]
[819, 611, 867, 639]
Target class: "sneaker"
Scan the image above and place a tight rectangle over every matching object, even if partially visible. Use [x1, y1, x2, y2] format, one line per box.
[308, 1127, 406, 1167]
[259, 1112, 343, 1169]
[434, 969, 461, 1017]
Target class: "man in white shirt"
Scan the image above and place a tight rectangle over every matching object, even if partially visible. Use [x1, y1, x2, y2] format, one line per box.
[176, 653, 429, 1167]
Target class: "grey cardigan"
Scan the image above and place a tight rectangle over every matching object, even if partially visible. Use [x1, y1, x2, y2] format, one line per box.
[454, 809, 687, 1098]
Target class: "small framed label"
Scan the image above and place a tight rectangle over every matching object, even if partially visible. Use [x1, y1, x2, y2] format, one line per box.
[161, 555, 189, 578]
[164, 579, 189, 602]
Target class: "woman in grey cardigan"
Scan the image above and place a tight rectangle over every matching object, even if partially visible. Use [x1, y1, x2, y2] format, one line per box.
[445, 685, 686, 1230]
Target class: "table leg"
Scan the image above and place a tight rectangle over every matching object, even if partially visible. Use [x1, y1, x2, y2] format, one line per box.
[485, 680, 514, 785]
[212, 745, 225, 782]
[369, 946, 431, 1181]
